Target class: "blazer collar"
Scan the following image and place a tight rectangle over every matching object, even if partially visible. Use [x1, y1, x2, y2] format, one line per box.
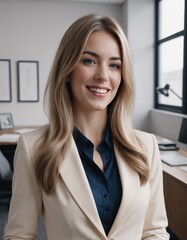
[59, 137, 140, 238]
[59, 137, 107, 238]
[108, 145, 140, 237]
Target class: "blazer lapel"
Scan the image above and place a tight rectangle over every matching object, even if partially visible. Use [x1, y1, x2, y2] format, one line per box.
[109, 145, 140, 236]
[59, 137, 106, 237]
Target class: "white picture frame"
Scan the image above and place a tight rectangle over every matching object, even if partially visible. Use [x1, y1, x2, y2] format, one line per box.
[0, 113, 14, 130]
[0, 59, 12, 102]
[17, 61, 39, 102]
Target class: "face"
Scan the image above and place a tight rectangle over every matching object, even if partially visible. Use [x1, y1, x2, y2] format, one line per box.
[70, 30, 122, 114]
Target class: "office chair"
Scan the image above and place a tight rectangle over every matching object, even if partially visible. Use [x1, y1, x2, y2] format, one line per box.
[0, 150, 13, 208]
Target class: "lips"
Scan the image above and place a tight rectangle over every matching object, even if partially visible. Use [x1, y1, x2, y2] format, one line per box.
[87, 86, 109, 94]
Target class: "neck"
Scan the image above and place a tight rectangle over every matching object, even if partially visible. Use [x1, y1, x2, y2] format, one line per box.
[74, 110, 107, 147]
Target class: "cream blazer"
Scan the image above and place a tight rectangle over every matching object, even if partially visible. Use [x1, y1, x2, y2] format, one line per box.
[4, 126, 169, 240]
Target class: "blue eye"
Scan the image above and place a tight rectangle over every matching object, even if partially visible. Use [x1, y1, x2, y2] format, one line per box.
[111, 63, 121, 69]
[82, 58, 95, 65]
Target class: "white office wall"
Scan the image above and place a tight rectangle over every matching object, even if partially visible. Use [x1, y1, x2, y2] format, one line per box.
[0, 0, 122, 125]
[125, 0, 155, 131]
[0, 0, 156, 131]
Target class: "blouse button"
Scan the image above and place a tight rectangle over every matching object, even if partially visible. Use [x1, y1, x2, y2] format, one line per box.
[104, 194, 110, 199]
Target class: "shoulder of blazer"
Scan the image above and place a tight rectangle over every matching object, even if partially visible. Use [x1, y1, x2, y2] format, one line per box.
[18, 125, 49, 154]
[133, 129, 155, 144]
[132, 129, 158, 158]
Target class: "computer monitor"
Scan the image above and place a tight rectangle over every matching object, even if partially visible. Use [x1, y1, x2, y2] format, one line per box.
[178, 118, 187, 144]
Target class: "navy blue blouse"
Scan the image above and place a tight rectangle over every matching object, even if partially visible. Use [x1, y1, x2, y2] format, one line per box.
[73, 126, 122, 235]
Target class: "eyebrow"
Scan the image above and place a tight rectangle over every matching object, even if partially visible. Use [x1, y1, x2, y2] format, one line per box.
[83, 51, 121, 61]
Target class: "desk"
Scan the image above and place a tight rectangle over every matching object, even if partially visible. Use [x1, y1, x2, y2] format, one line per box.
[0, 126, 39, 168]
[0, 126, 38, 144]
[158, 137, 187, 240]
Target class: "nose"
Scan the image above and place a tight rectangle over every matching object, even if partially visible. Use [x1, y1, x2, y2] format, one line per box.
[94, 64, 109, 82]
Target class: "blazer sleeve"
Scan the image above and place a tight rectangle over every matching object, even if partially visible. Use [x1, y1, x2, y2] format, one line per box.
[4, 134, 42, 240]
[142, 134, 170, 240]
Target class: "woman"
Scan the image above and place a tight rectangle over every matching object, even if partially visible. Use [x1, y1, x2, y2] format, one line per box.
[4, 14, 169, 240]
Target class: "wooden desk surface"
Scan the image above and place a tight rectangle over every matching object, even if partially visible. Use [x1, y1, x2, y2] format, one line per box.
[0, 126, 40, 145]
[156, 135, 187, 185]
[162, 161, 187, 185]
[156, 135, 187, 239]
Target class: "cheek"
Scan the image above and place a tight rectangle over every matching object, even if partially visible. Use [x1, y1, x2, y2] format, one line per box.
[70, 69, 80, 84]
[113, 75, 122, 91]
[117, 78, 122, 88]
[70, 67, 89, 86]
[70, 69, 87, 100]
[70, 69, 82, 91]
[70, 78, 80, 100]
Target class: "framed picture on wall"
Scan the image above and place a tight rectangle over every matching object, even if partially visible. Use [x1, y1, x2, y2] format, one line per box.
[0, 59, 12, 102]
[0, 113, 14, 130]
[17, 61, 39, 102]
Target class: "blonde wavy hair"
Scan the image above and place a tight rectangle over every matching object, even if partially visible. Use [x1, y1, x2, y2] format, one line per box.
[34, 14, 149, 194]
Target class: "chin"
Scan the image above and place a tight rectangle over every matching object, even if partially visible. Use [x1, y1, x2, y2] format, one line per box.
[86, 101, 109, 111]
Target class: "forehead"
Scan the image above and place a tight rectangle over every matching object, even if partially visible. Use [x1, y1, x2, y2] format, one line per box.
[84, 31, 121, 57]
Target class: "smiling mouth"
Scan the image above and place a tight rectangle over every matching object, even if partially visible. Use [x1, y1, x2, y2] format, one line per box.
[87, 87, 109, 94]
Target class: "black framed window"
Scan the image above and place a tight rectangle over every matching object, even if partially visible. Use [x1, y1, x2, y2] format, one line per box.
[155, 0, 187, 114]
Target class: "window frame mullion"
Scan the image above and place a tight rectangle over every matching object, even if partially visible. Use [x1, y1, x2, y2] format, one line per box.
[155, 0, 186, 114]
[183, 0, 187, 113]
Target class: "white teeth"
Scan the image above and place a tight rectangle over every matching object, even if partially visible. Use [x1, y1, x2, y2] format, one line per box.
[89, 87, 107, 94]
